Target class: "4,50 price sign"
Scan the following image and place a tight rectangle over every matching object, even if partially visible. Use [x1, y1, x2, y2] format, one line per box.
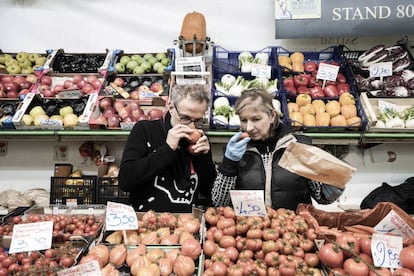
[105, 201, 138, 231]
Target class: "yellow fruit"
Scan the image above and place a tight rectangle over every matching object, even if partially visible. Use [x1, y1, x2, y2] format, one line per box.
[290, 52, 305, 63]
[325, 100, 341, 117]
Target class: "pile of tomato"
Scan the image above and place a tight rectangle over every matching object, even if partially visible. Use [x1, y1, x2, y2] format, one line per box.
[202, 206, 322, 276]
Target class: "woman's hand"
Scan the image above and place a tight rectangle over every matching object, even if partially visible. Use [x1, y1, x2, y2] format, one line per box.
[224, 132, 251, 161]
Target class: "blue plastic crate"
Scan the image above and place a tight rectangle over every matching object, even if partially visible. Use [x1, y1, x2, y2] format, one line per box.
[212, 45, 273, 74]
[282, 92, 368, 132]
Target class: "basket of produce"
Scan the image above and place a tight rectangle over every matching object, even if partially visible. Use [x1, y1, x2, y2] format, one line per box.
[360, 92, 414, 132]
[0, 99, 21, 129]
[340, 38, 414, 97]
[284, 92, 368, 132]
[0, 74, 39, 99]
[212, 45, 273, 74]
[111, 49, 174, 75]
[50, 174, 97, 205]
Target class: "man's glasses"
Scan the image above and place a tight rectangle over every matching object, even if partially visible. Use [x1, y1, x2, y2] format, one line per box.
[174, 104, 205, 128]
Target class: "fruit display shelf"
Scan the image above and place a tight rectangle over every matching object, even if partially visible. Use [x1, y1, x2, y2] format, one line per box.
[0, 50, 50, 75]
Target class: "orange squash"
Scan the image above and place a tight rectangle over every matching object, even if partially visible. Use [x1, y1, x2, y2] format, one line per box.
[180, 11, 207, 54]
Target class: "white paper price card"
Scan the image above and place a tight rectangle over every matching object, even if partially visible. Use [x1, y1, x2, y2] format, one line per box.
[105, 201, 138, 230]
[57, 260, 101, 276]
[9, 221, 53, 254]
[371, 233, 402, 268]
[230, 190, 267, 217]
[374, 209, 414, 240]
[251, 64, 271, 79]
[369, 62, 393, 78]
[316, 63, 339, 82]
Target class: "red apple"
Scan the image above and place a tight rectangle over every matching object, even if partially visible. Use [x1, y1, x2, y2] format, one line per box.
[63, 79, 74, 89]
[53, 85, 65, 93]
[86, 75, 98, 84]
[72, 74, 84, 84]
[41, 75, 53, 86]
[13, 76, 27, 85]
[20, 81, 32, 90]
[7, 91, 19, 98]
[91, 79, 102, 90]
[81, 84, 94, 95]
[4, 82, 19, 93]
[148, 108, 164, 120]
[149, 82, 163, 93]
[129, 90, 139, 100]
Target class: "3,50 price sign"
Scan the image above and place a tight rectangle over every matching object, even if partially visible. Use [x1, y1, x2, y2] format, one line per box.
[105, 201, 138, 231]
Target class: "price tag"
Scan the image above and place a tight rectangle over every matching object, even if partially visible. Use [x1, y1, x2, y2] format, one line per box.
[40, 118, 63, 130]
[316, 63, 339, 82]
[251, 64, 271, 79]
[105, 201, 138, 231]
[57, 260, 101, 276]
[230, 190, 267, 217]
[9, 221, 53, 254]
[374, 209, 414, 239]
[57, 90, 83, 99]
[369, 62, 393, 78]
[371, 233, 402, 268]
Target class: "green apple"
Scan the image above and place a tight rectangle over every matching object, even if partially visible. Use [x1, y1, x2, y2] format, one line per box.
[5, 58, 18, 67]
[161, 57, 170, 66]
[35, 56, 47, 66]
[29, 106, 46, 118]
[114, 62, 125, 73]
[156, 53, 167, 61]
[152, 62, 162, 72]
[19, 59, 32, 69]
[143, 53, 154, 61]
[59, 106, 74, 117]
[120, 55, 131, 65]
[28, 53, 40, 62]
[126, 60, 139, 72]
[157, 65, 166, 74]
[7, 64, 22, 74]
[22, 114, 34, 126]
[131, 54, 143, 64]
[21, 66, 34, 74]
[133, 66, 145, 74]
[148, 57, 158, 67]
[3, 54, 13, 62]
[0, 55, 7, 64]
[140, 61, 151, 72]
[16, 52, 29, 63]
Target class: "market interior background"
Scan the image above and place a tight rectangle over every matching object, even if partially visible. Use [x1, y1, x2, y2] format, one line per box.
[0, 0, 413, 211]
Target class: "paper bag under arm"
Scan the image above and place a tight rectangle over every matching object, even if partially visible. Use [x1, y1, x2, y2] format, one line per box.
[278, 141, 356, 188]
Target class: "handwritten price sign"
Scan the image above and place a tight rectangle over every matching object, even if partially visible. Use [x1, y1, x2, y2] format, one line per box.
[105, 201, 138, 231]
[371, 233, 402, 268]
[9, 221, 53, 254]
[369, 62, 393, 78]
[251, 64, 271, 79]
[57, 260, 101, 276]
[230, 190, 267, 217]
[316, 63, 339, 82]
[374, 210, 414, 239]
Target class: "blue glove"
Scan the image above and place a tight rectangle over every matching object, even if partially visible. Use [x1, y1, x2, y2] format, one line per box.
[224, 132, 251, 161]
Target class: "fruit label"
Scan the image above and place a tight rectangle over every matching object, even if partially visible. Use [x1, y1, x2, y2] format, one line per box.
[369, 62, 393, 78]
[316, 63, 339, 82]
[371, 233, 402, 268]
[57, 260, 101, 276]
[9, 221, 53, 253]
[251, 63, 271, 79]
[105, 201, 138, 230]
[230, 190, 267, 217]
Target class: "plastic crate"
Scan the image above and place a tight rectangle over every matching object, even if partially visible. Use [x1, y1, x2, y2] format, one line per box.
[50, 176, 97, 205]
[96, 177, 129, 205]
[283, 92, 368, 132]
[212, 45, 273, 74]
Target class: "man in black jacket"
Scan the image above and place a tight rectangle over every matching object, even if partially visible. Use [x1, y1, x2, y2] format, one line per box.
[119, 84, 216, 212]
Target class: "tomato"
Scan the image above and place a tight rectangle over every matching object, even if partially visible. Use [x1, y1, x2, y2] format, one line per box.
[224, 246, 239, 262]
[318, 242, 344, 268]
[236, 219, 249, 235]
[400, 246, 414, 271]
[239, 250, 254, 259]
[219, 235, 236, 248]
[11, 215, 23, 224]
[359, 236, 372, 256]
[222, 225, 236, 236]
[279, 262, 296, 276]
[268, 266, 282, 276]
[217, 218, 235, 230]
[246, 238, 263, 252]
[211, 251, 231, 266]
[300, 238, 315, 252]
[203, 240, 218, 257]
[343, 257, 369, 276]
[0, 267, 8, 276]
[211, 261, 227, 276]
[262, 240, 279, 253]
[304, 253, 320, 268]
[329, 268, 347, 276]
[336, 233, 360, 257]
[222, 206, 236, 219]
[227, 264, 243, 276]
[254, 260, 267, 276]
[392, 268, 414, 276]
[247, 229, 263, 239]
[205, 207, 220, 226]
[306, 228, 317, 241]
[59, 255, 75, 268]
[264, 251, 280, 267]
[263, 228, 279, 241]
[369, 267, 391, 276]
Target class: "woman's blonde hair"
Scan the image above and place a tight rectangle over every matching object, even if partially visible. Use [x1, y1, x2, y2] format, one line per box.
[234, 88, 280, 128]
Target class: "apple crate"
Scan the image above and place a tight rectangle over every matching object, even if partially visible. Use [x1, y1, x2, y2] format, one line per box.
[50, 175, 97, 205]
[12, 92, 97, 130]
[212, 45, 273, 74]
[46, 49, 113, 75]
[0, 49, 51, 75]
[283, 91, 368, 132]
[0, 73, 40, 99]
[110, 49, 175, 75]
[96, 177, 129, 205]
